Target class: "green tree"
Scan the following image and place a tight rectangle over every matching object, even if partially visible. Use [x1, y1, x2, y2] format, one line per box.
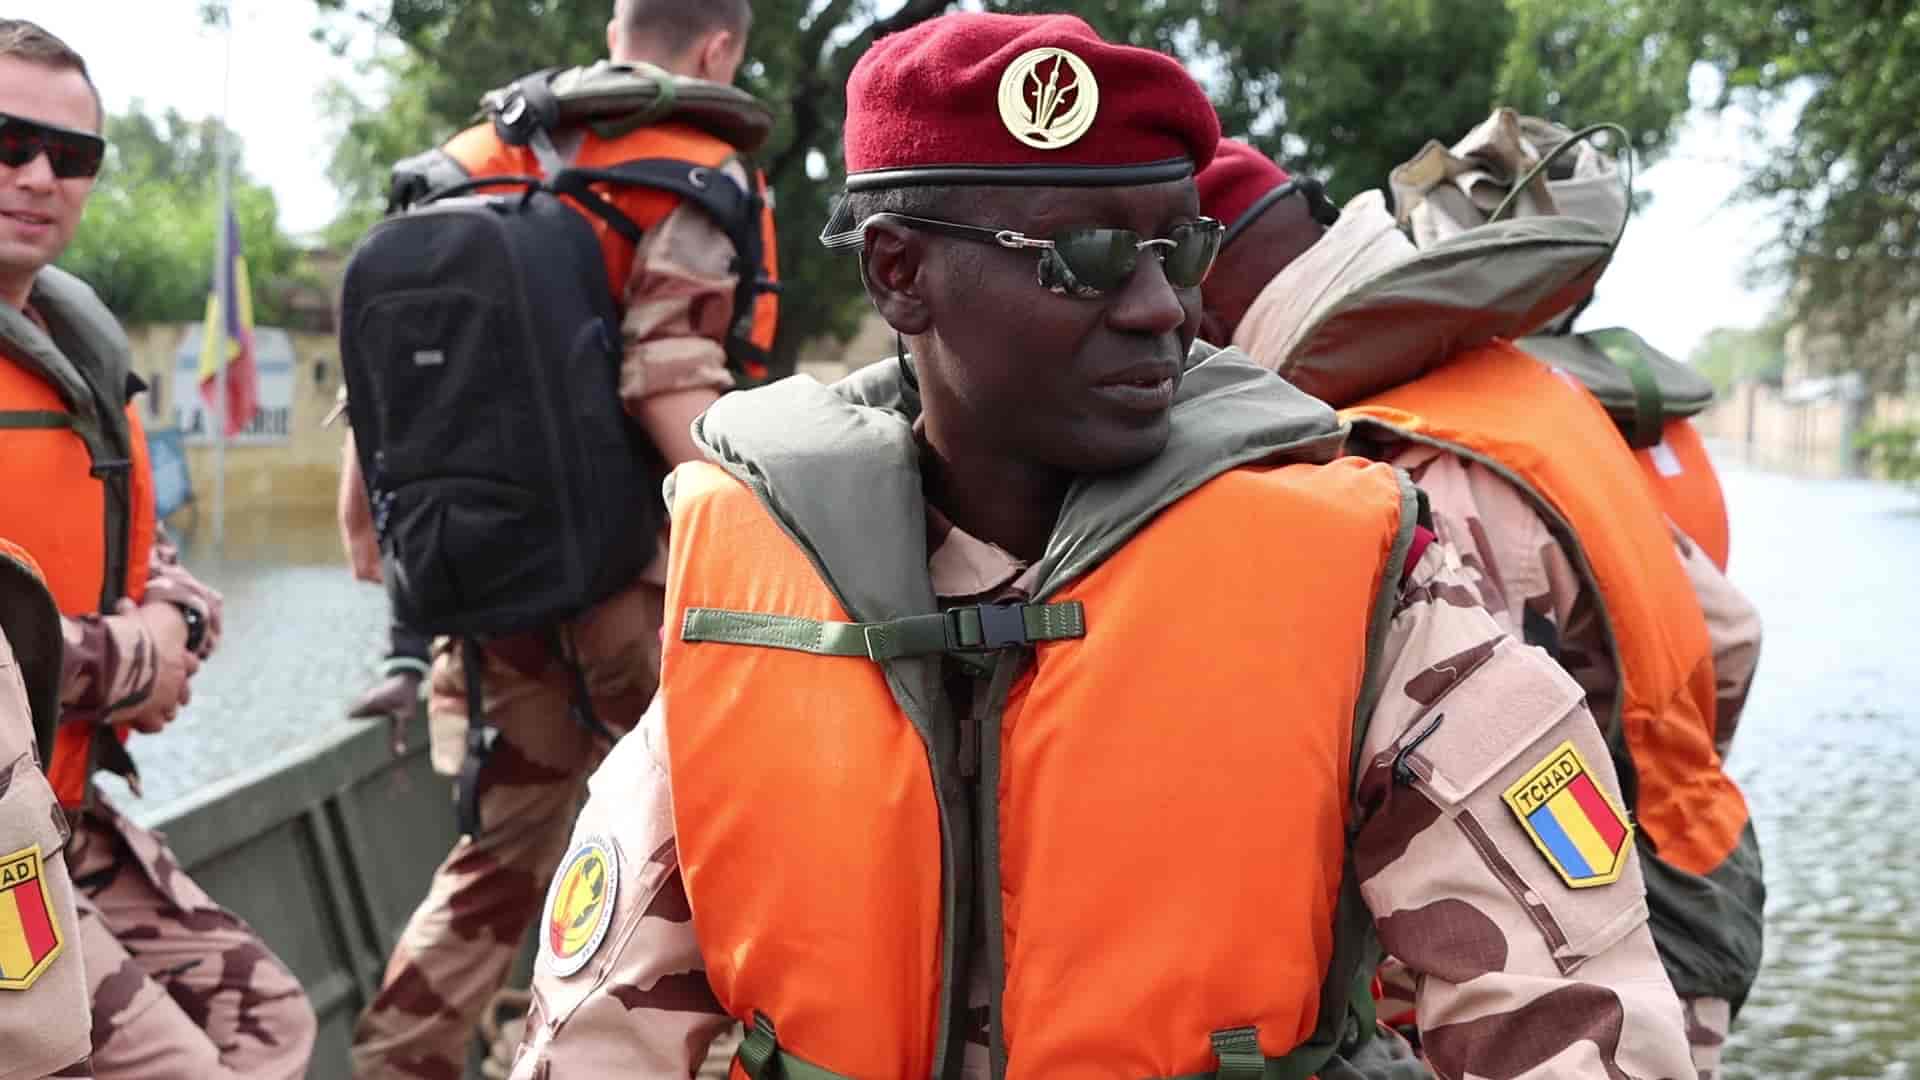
[986, 0, 1697, 201]
[308, 0, 1699, 362]
[1855, 421, 1920, 490]
[60, 104, 300, 325]
[1687, 322, 1789, 392]
[1677, 0, 1920, 391]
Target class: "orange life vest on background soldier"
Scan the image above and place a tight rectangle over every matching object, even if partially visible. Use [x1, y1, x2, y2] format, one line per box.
[1635, 417, 1731, 570]
[1346, 344, 1746, 871]
[1340, 342, 1764, 1007]
[0, 268, 157, 807]
[1519, 329, 1734, 571]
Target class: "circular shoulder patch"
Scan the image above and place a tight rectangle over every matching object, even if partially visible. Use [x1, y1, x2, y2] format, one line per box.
[542, 835, 619, 977]
[997, 47, 1100, 150]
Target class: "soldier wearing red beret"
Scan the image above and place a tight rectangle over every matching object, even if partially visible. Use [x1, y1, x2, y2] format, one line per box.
[1198, 137, 1763, 1079]
[509, 16, 1694, 1079]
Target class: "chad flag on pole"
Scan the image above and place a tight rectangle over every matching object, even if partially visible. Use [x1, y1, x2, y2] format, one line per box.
[198, 206, 259, 438]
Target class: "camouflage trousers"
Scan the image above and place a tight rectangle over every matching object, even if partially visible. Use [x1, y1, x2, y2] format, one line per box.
[350, 578, 664, 1080]
[68, 790, 316, 1080]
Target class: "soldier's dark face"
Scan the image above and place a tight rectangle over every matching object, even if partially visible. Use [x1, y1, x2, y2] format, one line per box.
[1200, 194, 1326, 346]
[912, 179, 1204, 477]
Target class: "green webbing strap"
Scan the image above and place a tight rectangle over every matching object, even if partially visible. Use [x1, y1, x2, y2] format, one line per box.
[681, 601, 1086, 662]
[590, 74, 679, 139]
[737, 1012, 780, 1079]
[0, 409, 75, 429]
[1592, 329, 1666, 448]
[1210, 1027, 1265, 1080]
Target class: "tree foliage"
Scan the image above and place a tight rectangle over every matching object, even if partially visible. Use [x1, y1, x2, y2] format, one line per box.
[309, 0, 1702, 363]
[59, 105, 301, 325]
[1687, 321, 1789, 392]
[1679, 0, 1920, 390]
[1855, 421, 1920, 490]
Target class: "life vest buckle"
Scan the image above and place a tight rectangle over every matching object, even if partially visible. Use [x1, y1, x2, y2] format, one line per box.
[959, 602, 1031, 651]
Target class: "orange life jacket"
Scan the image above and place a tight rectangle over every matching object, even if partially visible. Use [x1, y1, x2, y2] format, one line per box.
[1343, 342, 1748, 878]
[442, 120, 781, 381]
[662, 455, 1410, 1079]
[0, 318, 155, 807]
[1634, 417, 1730, 571]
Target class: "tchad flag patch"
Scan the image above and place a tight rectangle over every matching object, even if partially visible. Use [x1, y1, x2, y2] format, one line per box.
[1502, 741, 1634, 889]
[0, 845, 64, 990]
[543, 836, 618, 977]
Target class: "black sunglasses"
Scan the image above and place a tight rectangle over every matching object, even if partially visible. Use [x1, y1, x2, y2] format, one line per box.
[1222, 176, 1342, 250]
[824, 212, 1224, 299]
[0, 112, 106, 180]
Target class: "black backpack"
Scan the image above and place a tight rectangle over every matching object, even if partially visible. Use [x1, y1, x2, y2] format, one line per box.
[341, 75, 778, 640]
[340, 177, 663, 639]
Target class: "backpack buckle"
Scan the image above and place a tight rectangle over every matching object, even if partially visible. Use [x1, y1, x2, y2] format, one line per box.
[494, 90, 536, 145]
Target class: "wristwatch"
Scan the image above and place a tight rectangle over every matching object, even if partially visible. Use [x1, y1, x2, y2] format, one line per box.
[170, 601, 208, 655]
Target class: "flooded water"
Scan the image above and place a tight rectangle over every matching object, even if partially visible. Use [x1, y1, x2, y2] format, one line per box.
[102, 504, 392, 811]
[1712, 451, 1920, 1079]
[112, 452, 1919, 1076]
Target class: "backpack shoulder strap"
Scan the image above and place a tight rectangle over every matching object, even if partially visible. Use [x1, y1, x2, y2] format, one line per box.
[550, 159, 778, 382]
[489, 67, 564, 148]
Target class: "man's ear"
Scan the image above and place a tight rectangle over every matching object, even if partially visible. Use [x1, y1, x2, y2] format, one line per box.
[862, 221, 933, 336]
[606, 18, 620, 60]
[699, 30, 738, 81]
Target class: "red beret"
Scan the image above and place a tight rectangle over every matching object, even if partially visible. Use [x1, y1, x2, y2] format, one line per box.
[1196, 138, 1293, 240]
[842, 13, 1220, 190]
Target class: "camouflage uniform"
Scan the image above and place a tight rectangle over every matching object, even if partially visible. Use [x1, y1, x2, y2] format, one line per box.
[54, 541, 316, 1080]
[349, 173, 747, 1080]
[509, 507, 1698, 1079]
[1374, 444, 1762, 1078]
[65, 795, 313, 1080]
[0, 551, 91, 1080]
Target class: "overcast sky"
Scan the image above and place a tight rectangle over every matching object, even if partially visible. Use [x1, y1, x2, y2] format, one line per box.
[17, 0, 1793, 359]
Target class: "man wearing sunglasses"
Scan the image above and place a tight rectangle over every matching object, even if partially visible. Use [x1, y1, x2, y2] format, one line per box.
[1198, 138, 1763, 1078]
[508, 15, 1692, 1080]
[0, 19, 316, 1080]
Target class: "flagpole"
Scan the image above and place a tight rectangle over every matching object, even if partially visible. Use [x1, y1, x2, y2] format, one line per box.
[212, 3, 235, 550]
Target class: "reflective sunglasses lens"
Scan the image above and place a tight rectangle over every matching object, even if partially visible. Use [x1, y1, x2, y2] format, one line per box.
[1162, 221, 1223, 287]
[45, 132, 103, 179]
[0, 117, 103, 178]
[0, 119, 41, 169]
[1053, 228, 1140, 294]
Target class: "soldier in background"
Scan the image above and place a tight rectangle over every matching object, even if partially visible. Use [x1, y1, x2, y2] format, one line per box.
[1198, 137, 1763, 1078]
[343, 2, 779, 1076]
